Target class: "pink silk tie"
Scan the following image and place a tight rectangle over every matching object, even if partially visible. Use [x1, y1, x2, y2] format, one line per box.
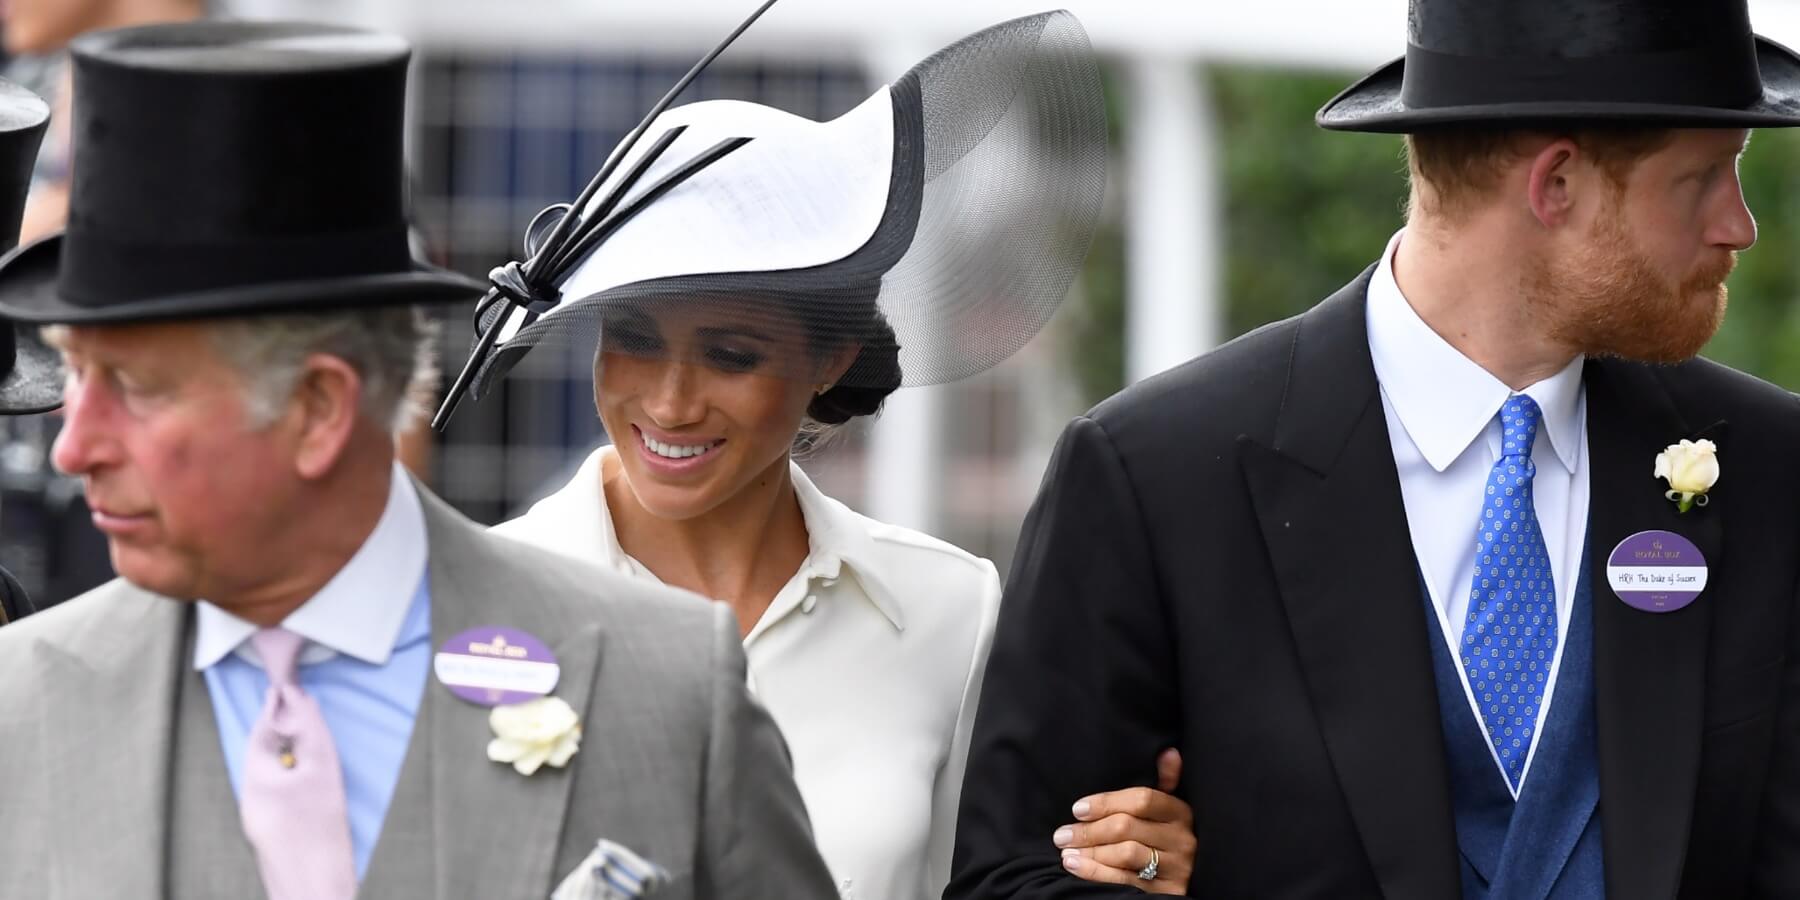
[238, 627, 357, 900]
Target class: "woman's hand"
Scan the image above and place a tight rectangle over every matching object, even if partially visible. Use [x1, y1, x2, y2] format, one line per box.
[1056, 749, 1195, 894]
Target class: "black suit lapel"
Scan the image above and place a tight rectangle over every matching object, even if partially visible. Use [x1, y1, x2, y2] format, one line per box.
[1240, 270, 1462, 900]
[1584, 359, 1722, 899]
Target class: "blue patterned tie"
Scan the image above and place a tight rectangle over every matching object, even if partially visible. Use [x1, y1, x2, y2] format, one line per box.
[1462, 394, 1559, 792]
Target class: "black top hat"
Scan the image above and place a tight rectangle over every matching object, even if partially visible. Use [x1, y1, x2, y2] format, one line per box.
[1318, 0, 1800, 133]
[0, 20, 482, 326]
[0, 561, 32, 623]
[0, 78, 57, 414]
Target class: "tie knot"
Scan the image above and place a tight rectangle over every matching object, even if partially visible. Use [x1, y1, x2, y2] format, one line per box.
[251, 627, 306, 686]
[1499, 394, 1542, 461]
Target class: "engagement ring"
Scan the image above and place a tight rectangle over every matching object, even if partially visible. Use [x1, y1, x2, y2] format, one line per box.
[1137, 847, 1160, 881]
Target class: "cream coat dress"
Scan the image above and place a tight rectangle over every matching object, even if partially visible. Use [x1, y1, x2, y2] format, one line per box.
[492, 446, 1001, 900]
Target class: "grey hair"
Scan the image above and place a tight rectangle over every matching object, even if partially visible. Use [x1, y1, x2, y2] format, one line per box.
[208, 306, 440, 432]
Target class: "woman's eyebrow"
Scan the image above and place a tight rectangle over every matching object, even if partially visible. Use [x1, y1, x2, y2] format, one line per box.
[695, 326, 774, 343]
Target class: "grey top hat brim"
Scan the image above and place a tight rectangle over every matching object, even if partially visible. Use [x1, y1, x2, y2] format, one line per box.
[0, 233, 486, 325]
[1319, 35, 1800, 133]
[0, 325, 63, 414]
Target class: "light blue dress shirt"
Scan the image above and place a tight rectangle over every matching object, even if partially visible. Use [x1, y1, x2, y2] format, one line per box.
[195, 467, 432, 880]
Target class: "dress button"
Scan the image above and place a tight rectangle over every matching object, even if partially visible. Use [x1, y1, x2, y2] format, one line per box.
[801, 595, 818, 614]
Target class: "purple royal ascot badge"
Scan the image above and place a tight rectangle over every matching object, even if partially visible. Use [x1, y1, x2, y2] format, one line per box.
[1606, 530, 1707, 614]
[433, 627, 561, 707]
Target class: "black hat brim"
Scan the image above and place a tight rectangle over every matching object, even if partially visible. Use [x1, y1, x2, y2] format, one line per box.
[0, 325, 63, 414]
[0, 233, 487, 325]
[1319, 35, 1800, 133]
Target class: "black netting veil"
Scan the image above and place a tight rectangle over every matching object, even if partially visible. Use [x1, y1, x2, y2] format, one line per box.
[459, 10, 1107, 407]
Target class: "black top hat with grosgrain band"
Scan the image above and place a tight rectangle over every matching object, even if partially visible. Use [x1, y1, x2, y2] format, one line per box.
[0, 20, 483, 327]
[1318, 0, 1800, 133]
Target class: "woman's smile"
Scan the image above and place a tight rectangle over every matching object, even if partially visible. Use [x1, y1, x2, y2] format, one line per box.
[632, 424, 727, 477]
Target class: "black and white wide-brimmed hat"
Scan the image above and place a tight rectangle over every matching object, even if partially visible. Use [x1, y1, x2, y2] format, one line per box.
[1318, 0, 1800, 133]
[432, 8, 1107, 427]
[0, 78, 57, 414]
[0, 21, 484, 326]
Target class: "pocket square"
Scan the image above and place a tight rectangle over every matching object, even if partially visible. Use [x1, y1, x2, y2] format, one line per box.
[551, 839, 672, 900]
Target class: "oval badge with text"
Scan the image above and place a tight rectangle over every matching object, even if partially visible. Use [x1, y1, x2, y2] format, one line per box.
[433, 626, 561, 707]
[1607, 530, 1707, 614]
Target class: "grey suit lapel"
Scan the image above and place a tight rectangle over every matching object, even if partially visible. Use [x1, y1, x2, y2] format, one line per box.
[166, 633, 265, 899]
[358, 674, 437, 895]
[362, 483, 606, 899]
[37, 588, 186, 898]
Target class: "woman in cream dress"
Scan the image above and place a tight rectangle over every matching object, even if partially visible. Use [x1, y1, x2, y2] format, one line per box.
[458, 12, 1198, 897]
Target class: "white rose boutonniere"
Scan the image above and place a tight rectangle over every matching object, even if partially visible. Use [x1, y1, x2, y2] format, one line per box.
[1654, 439, 1719, 513]
[487, 695, 582, 775]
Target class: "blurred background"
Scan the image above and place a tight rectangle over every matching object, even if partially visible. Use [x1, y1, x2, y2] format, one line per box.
[8, 0, 1800, 605]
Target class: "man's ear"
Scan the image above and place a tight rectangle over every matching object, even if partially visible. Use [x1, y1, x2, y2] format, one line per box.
[1526, 137, 1585, 229]
[287, 353, 363, 480]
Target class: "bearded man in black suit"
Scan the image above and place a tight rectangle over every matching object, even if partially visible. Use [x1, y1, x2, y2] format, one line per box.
[950, 0, 1800, 896]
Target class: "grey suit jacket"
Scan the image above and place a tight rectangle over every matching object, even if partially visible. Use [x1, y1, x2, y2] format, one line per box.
[0, 481, 838, 899]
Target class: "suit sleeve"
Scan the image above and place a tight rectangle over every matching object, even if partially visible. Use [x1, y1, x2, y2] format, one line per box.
[1750, 519, 1800, 891]
[693, 602, 840, 899]
[946, 415, 1183, 899]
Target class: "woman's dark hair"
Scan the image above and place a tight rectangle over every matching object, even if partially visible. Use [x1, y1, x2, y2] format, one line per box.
[792, 280, 903, 426]
[807, 312, 902, 424]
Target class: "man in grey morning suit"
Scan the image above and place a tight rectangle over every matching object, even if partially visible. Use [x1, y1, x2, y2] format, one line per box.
[0, 20, 836, 900]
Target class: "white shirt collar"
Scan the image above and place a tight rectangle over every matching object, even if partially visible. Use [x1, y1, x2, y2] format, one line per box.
[787, 460, 906, 631]
[522, 446, 906, 632]
[1367, 229, 1584, 475]
[193, 463, 430, 670]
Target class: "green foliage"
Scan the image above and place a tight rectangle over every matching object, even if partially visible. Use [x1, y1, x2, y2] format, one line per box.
[1069, 223, 1127, 407]
[1705, 128, 1800, 388]
[1211, 66, 1410, 339]
[1065, 62, 1800, 404]
[1066, 67, 1129, 408]
[1066, 63, 1411, 406]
